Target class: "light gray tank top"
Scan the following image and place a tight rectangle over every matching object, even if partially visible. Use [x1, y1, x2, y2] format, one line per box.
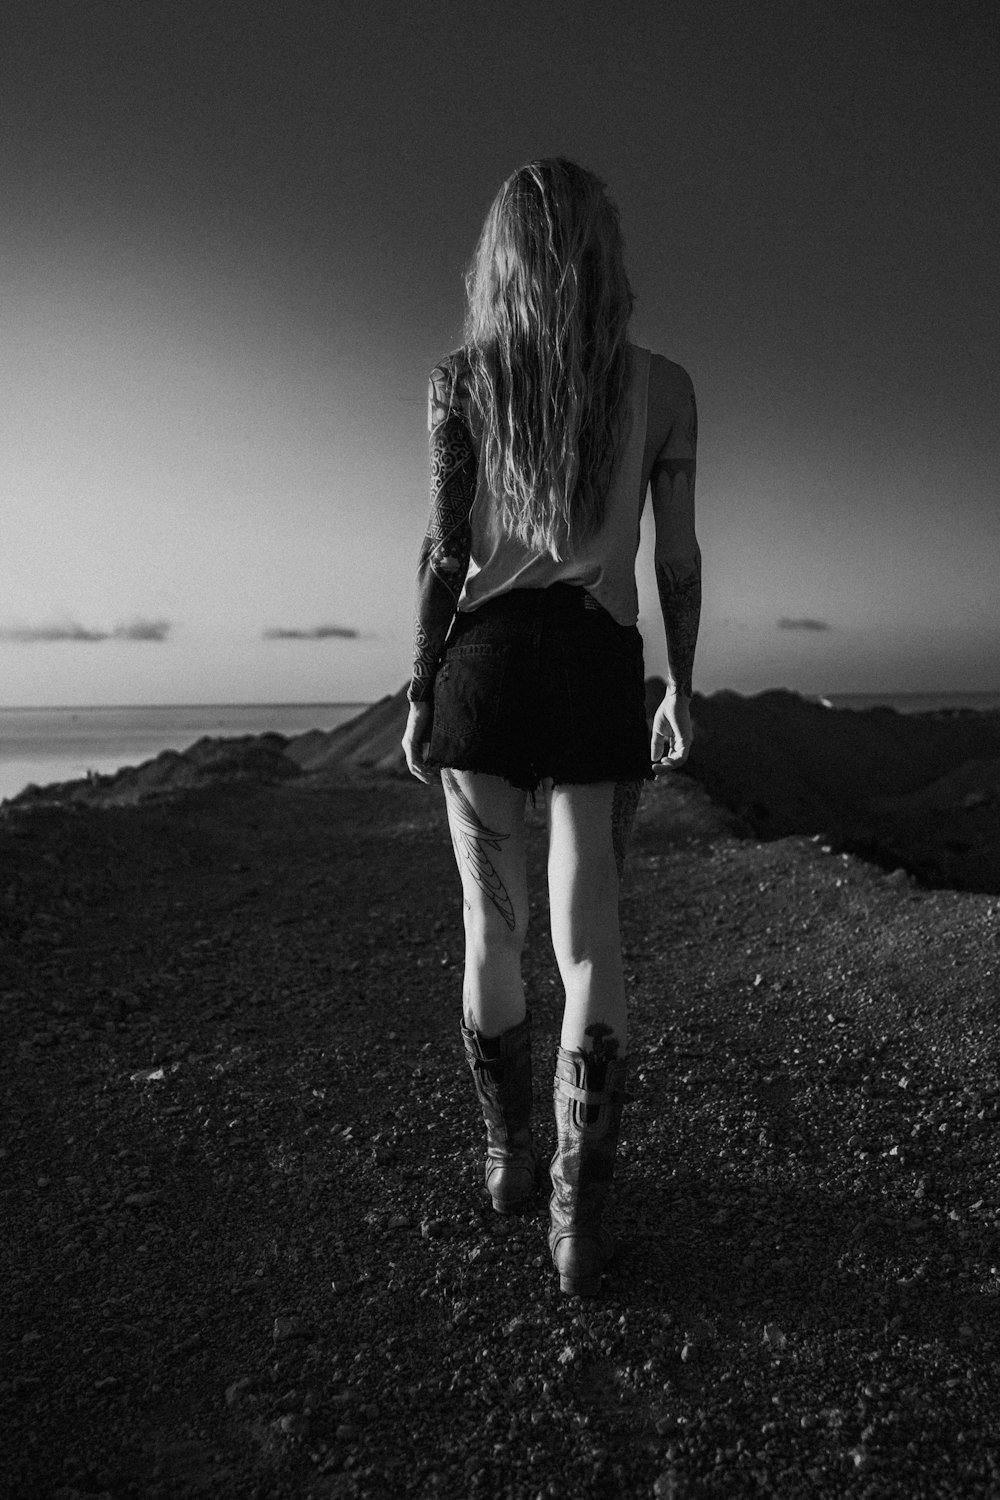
[458, 344, 652, 626]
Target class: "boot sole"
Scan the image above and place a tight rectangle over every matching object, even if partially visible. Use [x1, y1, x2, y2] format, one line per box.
[558, 1272, 602, 1297]
[490, 1194, 531, 1214]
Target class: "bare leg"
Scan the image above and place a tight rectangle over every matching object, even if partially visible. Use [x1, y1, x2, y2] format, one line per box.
[547, 781, 628, 1059]
[441, 769, 529, 1037]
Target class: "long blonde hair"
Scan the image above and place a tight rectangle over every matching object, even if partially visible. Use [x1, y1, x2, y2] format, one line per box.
[463, 158, 635, 559]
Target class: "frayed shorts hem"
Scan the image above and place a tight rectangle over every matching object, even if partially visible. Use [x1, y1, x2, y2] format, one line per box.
[429, 758, 654, 799]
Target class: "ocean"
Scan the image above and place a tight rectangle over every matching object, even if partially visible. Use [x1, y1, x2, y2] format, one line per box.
[1, 692, 998, 805]
[0, 703, 368, 804]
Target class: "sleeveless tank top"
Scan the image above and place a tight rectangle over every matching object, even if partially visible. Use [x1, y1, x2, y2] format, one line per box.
[458, 344, 652, 626]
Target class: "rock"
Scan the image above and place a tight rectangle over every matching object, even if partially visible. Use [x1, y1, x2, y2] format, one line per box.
[272, 1316, 313, 1342]
[762, 1323, 788, 1351]
[276, 1413, 310, 1438]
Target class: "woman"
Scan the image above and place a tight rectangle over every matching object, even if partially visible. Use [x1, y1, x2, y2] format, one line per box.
[401, 159, 700, 1297]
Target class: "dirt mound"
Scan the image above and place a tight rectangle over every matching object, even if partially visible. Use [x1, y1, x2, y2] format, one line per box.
[684, 690, 1000, 891]
[9, 734, 300, 810]
[286, 690, 409, 776]
[865, 757, 1000, 891]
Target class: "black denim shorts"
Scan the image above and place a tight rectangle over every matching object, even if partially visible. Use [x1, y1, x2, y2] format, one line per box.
[426, 583, 654, 793]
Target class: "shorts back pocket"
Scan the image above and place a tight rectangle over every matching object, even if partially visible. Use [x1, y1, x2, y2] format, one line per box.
[429, 643, 510, 762]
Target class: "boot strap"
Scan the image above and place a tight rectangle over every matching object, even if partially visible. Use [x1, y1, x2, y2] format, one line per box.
[555, 1078, 632, 1106]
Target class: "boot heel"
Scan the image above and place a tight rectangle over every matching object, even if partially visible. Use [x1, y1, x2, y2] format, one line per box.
[488, 1147, 540, 1213]
[548, 1047, 628, 1298]
[461, 1014, 536, 1214]
[491, 1193, 522, 1215]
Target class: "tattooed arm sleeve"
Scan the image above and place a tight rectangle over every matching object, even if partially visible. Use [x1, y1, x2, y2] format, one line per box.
[408, 361, 476, 703]
[650, 384, 701, 699]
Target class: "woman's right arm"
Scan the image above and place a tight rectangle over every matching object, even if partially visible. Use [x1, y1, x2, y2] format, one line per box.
[402, 360, 476, 782]
[649, 372, 700, 772]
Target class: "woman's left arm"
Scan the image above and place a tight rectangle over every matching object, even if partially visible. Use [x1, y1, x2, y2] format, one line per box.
[403, 360, 476, 781]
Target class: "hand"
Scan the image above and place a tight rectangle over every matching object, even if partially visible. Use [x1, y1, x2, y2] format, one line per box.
[650, 690, 692, 773]
[402, 700, 435, 784]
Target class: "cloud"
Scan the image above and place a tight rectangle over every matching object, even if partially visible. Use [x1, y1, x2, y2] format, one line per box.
[777, 617, 832, 632]
[0, 622, 108, 642]
[0, 617, 171, 643]
[112, 619, 171, 641]
[263, 624, 359, 640]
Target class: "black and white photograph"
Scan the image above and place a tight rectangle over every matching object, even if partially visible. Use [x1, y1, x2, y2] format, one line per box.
[3, 2, 999, 1496]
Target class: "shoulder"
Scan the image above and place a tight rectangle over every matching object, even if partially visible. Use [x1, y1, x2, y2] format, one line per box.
[641, 349, 695, 444]
[645, 349, 694, 405]
[428, 350, 477, 448]
[639, 350, 695, 454]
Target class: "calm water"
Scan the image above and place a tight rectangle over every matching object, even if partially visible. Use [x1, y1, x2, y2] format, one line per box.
[0, 703, 367, 803]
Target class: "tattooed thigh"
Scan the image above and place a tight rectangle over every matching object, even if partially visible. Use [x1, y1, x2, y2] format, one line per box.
[441, 769, 524, 933]
[611, 780, 643, 881]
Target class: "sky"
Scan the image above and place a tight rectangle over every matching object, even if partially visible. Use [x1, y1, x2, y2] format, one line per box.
[1, 0, 998, 706]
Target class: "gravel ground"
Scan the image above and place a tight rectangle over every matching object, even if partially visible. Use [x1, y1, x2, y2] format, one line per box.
[3, 772, 1000, 1499]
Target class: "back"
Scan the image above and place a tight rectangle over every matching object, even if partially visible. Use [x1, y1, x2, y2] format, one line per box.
[458, 344, 653, 625]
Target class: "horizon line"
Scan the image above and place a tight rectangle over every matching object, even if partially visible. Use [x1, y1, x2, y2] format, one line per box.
[2, 687, 1000, 713]
[0, 700, 372, 712]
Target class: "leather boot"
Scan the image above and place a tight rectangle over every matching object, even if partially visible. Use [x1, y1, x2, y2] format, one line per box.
[548, 1046, 629, 1296]
[460, 1012, 538, 1213]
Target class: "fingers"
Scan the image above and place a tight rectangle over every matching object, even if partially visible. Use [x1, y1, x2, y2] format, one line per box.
[649, 712, 674, 768]
[401, 701, 436, 784]
[652, 741, 689, 774]
[401, 733, 436, 784]
[650, 705, 692, 774]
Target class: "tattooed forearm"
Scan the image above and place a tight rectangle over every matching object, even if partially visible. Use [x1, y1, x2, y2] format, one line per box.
[650, 387, 699, 699]
[409, 362, 476, 704]
[442, 770, 516, 930]
[655, 550, 701, 700]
